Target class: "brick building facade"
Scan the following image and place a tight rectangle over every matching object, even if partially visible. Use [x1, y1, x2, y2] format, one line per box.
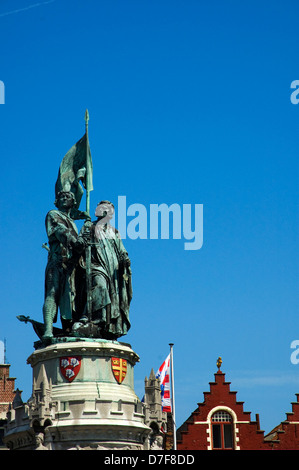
[263, 394, 299, 449]
[0, 364, 16, 447]
[177, 362, 299, 450]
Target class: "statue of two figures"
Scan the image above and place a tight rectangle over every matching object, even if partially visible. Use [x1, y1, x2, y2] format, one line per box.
[41, 192, 132, 344]
[17, 114, 132, 345]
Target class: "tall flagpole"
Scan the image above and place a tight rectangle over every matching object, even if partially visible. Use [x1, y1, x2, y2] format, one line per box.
[85, 109, 90, 217]
[169, 343, 177, 450]
[84, 109, 92, 321]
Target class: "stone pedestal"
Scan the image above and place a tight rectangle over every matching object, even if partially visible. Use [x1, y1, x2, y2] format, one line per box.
[4, 339, 151, 450]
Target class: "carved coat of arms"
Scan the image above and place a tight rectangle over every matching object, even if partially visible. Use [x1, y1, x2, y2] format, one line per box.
[111, 357, 127, 384]
[60, 356, 81, 382]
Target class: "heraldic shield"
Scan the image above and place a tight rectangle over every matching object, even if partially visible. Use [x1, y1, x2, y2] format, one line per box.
[111, 357, 127, 384]
[60, 356, 81, 383]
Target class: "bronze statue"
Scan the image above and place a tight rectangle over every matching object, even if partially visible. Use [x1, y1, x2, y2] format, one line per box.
[18, 111, 133, 345]
[42, 190, 85, 342]
[77, 201, 132, 340]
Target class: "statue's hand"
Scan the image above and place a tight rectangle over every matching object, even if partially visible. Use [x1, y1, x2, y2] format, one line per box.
[79, 220, 92, 243]
[74, 236, 86, 251]
[120, 254, 131, 267]
[83, 220, 93, 228]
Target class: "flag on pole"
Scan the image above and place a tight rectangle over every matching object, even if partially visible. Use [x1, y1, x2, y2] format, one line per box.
[156, 354, 172, 413]
[55, 133, 93, 212]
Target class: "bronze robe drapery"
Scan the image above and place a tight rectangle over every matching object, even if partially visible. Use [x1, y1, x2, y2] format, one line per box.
[85, 222, 132, 338]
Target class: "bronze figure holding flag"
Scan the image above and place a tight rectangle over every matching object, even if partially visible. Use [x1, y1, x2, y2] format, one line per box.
[42, 190, 86, 342]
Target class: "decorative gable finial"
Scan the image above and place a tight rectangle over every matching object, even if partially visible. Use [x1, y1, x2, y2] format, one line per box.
[216, 356, 222, 371]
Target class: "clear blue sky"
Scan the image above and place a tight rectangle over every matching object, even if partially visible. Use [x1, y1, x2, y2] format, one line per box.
[0, 0, 299, 435]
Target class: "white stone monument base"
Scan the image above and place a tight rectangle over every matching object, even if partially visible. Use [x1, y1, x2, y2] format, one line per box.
[6, 339, 151, 450]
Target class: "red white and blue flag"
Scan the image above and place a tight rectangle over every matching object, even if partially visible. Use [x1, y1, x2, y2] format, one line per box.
[156, 354, 172, 413]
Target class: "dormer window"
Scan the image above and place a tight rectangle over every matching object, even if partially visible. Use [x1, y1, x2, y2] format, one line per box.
[211, 410, 233, 450]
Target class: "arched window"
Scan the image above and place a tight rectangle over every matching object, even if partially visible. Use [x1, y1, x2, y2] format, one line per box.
[211, 410, 234, 450]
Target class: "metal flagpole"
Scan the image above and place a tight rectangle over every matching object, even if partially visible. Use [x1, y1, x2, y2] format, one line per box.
[84, 109, 92, 321]
[169, 343, 177, 450]
[85, 109, 90, 216]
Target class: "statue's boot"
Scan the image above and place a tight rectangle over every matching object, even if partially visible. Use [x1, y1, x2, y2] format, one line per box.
[42, 327, 53, 343]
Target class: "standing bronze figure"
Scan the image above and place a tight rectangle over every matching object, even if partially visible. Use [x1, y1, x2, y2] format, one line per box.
[42, 191, 85, 341]
[78, 201, 132, 340]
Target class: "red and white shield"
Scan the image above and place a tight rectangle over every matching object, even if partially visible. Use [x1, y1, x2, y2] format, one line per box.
[60, 356, 81, 383]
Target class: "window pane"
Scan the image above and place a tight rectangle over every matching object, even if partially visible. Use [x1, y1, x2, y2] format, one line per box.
[224, 424, 233, 448]
[212, 424, 221, 448]
[212, 411, 232, 422]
